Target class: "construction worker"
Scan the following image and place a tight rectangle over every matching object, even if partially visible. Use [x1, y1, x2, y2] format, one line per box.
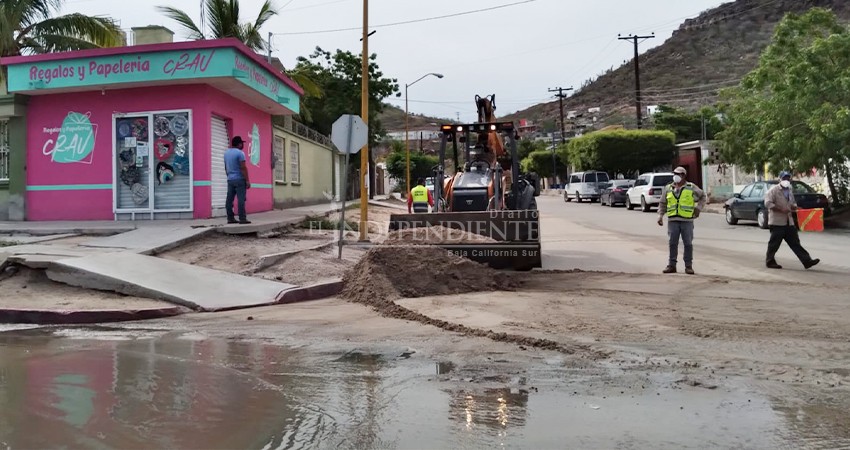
[408, 178, 434, 213]
[657, 166, 706, 275]
[764, 171, 820, 270]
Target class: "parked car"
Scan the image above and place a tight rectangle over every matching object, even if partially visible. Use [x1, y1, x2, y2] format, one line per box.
[563, 171, 611, 203]
[600, 179, 635, 207]
[724, 180, 830, 229]
[626, 172, 675, 212]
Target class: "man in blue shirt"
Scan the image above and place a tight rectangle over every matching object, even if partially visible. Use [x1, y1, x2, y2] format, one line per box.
[224, 136, 251, 224]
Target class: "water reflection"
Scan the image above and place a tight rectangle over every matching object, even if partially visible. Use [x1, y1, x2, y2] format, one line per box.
[448, 388, 529, 431]
[0, 330, 339, 449]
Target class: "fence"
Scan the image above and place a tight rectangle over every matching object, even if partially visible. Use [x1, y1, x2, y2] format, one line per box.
[280, 117, 333, 148]
[0, 120, 9, 182]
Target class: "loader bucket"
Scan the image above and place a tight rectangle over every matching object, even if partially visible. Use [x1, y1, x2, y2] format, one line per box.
[387, 210, 541, 271]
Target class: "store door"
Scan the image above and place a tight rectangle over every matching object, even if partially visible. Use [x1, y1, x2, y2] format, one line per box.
[210, 116, 229, 217]
[114, 111, 193, 219]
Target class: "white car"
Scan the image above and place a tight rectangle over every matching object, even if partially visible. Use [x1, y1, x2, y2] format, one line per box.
[626, 172, 675, 212]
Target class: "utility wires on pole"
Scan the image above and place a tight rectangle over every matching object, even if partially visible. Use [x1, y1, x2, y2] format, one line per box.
[618, 33, 655, 129]
[548, 86, 573, 144]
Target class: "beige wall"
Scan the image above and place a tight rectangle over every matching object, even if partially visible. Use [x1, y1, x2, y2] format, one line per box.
[272, 126, 340, 208]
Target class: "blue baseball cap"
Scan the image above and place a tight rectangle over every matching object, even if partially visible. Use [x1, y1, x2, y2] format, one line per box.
[779, 171, 792, 180]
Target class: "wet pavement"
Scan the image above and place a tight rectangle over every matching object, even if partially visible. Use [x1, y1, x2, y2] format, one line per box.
[1, 326, 838, 449]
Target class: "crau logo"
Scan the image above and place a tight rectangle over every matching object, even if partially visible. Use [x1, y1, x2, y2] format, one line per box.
[249, 123, 261, 166]
[42, 112, 98, 164]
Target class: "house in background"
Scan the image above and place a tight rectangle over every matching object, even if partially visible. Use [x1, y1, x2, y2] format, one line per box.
[272, 116, 345, 208]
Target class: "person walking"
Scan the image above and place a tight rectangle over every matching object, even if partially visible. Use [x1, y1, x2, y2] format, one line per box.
[224, 136, 251, 224]
[765, 171, 820, 270]
[657, 166, 706, 274]
[408, 178, 434, 213]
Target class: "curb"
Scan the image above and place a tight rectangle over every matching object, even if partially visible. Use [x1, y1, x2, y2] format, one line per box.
[255, 241, 336, 271]
[0, 306, 188, 325]
[276, 279, 344, 304]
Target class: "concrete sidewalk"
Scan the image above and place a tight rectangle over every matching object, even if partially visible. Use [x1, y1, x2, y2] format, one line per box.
[0, 201, 354, 236]
[47, 253, 295, 311]
[1, 200, 370, 321]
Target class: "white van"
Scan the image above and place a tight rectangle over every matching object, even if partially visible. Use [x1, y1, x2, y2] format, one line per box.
[563, 171, 610, 203]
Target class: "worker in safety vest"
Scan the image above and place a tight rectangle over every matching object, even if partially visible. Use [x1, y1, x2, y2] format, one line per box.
[657, 166, 706, 275]
[408, 178, 435, 213]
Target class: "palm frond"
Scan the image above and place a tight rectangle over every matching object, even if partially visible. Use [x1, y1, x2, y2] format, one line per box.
[253, 0, 277, 31]
[157, 6, 205, 40]
[29, 13, 122, 51]
[287, 68, 323, 98]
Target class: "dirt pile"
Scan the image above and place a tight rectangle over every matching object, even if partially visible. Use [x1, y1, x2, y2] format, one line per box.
[383, 225, 497, 245]
[341, 246, 585, 354]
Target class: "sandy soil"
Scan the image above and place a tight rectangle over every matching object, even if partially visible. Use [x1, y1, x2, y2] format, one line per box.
[0, 267, 172, 310]
[254, 246, 368, 286]
[159, 231, 335, 275]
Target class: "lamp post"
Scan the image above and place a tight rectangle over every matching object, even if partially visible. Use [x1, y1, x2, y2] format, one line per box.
[405, 73, 444, 195]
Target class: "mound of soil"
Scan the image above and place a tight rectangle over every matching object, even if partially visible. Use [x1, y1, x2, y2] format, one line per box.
[341, 246, 583, 354]
[383, 225, 497, 245]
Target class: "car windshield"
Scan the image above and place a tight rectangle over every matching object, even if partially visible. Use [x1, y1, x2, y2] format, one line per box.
[596, 173, 610, 183]
[653, 175, 674, 186]
[613, 180, 631, 187]
[792, 181, 815, 194]
[425, 179, 434, 186]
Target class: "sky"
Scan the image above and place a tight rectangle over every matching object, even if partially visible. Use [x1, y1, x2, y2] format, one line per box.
[60, 0, 730, 125]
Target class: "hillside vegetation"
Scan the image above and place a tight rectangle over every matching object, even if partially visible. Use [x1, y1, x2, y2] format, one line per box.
[504, 0, 850, 128]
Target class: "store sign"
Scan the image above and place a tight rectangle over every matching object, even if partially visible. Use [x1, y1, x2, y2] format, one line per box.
[42, 111, 98, 164]
[6, 47, 299, 112]
[249, 123, 261, 166]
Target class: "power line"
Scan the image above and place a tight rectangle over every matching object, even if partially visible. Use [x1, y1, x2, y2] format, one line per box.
[272, 0, 537, 36]
[618, 33, 655, 129]
[548, 87, 574, 145]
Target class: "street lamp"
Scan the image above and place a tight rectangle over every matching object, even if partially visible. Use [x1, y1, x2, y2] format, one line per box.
[405, 72, 444, 195]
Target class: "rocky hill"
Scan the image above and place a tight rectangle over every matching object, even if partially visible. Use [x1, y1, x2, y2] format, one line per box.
[379, 104, 454, 131]
[504, 0, 850, 129]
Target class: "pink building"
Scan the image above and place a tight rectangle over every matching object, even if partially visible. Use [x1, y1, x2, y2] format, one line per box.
[1, 38, 302, 221]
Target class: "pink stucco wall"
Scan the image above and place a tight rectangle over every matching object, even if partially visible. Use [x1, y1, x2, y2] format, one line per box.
[25, 84, 272, 220]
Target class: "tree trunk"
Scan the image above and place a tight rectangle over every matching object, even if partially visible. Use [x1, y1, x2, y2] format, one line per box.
[825, 161, 840, 206]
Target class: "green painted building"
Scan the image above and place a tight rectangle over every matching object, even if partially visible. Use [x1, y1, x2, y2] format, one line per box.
[0, 85, 27, 221]
[272, 117, 345, 208]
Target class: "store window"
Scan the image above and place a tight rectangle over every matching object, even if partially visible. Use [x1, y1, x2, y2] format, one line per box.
[114, 110, 192, 212]
[274, 135, 285, 182]
[0, 119, 9, 182]
[290, 141, 300, 184]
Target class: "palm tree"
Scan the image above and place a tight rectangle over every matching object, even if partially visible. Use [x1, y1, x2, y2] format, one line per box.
[158, 0, 276, 52]
[159, 0, 322, 117]
[0, 0, 123, 57]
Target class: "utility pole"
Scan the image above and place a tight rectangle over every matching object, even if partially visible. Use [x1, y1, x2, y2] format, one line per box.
[267, 32, 272, 63]
[548, 86, 573, 144]
[359, 0, 369, 242]
[618, 33, 655, 129]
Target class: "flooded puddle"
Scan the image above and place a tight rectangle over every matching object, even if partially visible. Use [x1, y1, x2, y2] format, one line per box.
[0, 327, 834, 449]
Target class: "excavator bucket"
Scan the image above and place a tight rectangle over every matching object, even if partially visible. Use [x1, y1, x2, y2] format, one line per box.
[387, 210, 541, 271]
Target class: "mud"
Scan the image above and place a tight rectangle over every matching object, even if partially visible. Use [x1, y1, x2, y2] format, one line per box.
[341, 246, 592, 354]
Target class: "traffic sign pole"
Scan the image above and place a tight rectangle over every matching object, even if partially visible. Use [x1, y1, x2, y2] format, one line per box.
[330, 114, 369, 258]
[337, 115, 354, 259]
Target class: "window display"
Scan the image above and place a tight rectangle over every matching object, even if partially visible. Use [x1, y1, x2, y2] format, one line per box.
[114, 110, 191, 213]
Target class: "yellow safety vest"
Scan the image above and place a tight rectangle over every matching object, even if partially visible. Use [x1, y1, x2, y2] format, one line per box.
[411, 185, 429, 204]
[666, 183, 696, 218]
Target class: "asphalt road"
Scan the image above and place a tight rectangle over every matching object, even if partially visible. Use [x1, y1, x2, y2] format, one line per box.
[538, 194, 850, 284]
